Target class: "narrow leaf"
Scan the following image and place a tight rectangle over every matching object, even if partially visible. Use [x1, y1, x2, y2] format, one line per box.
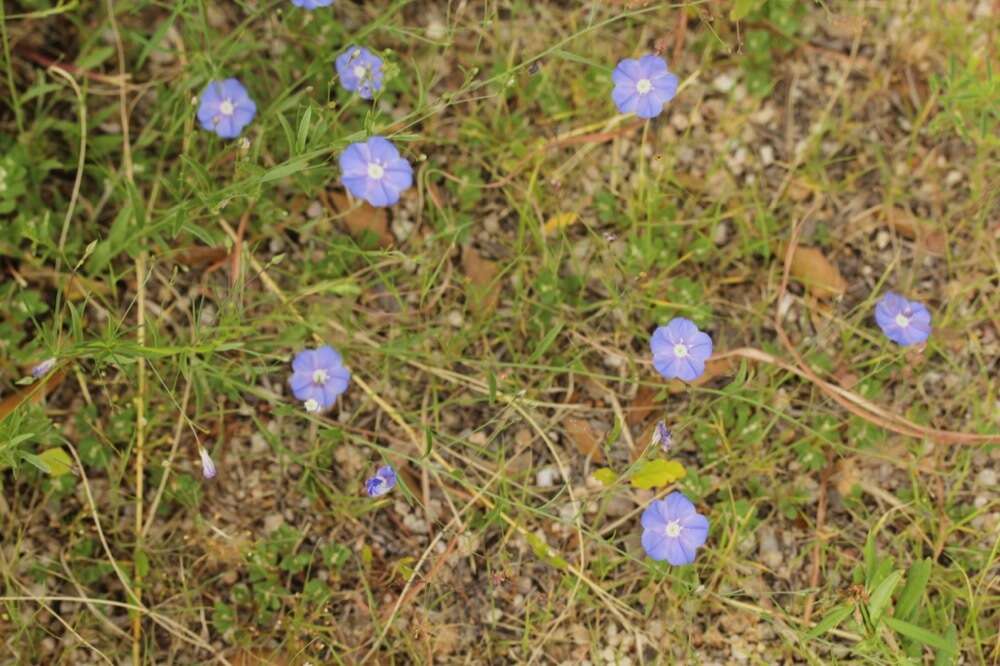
[895, 558, 931, 621]
[868, 569, 903, 624]
[806, 604, 853, 639]
[884, 617, 951, 652]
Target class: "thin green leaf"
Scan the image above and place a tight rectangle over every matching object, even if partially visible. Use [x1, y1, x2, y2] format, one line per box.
[896, 559, 931, 621]
[933, 625, 958, 666]
[884, 616, 952, 652]
[806, 604, 853, 640]
[868, 569, 903, 624]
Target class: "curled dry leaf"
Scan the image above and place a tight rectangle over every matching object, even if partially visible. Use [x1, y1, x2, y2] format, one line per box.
[328, 190, 393, 248]
[884, 206, 946, 255]
[172, 245, 229, 269]
[461, 245, 500, 315]
[789, 245, 846, 299]
[0, 370, 66, 422]
[564, 416, 604, 462]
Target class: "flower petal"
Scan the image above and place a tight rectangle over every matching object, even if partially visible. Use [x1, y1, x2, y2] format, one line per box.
[314, 345, 342, 369]
[635, 93, 663, 119]
[641, 502, 666, 529]
[641, 529, 673, 560]
[612, 58, 642, 85]
[662, 537, 694, 565]
[653, 354, 679, 379]
[659, 492, 696, 521]
[612, 85, 639, 114]
[292, 350, 318, 373]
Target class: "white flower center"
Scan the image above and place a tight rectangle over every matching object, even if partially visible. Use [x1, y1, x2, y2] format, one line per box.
[894, 313, 910, 327]
[353, 65, 368, 79]
[219, 99, 235, 116]
[367, 162, 385, 179]
[673, 343, 688, 358]
[304, 399, 320, 413]
[665, 520, 682, 538]
[636, 78, 653, 94]
[312, 369, 329, 385]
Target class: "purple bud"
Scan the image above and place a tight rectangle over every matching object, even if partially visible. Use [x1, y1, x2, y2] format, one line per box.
[32, 358, 56, 379]
[199, 447, 217, 479]
[653, 420, 672, 453]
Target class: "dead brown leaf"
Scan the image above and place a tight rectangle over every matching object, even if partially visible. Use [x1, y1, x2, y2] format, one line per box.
[564, 417, 604, 462]
[626, 385, 660, 428]
[461, 246, 501, 315]
[328, 191, 393, 248]
[789, 245, 846, 299]
[172, 245, 229, 269]
[0, 370, 66, 422]
[884, 206, 946, 255]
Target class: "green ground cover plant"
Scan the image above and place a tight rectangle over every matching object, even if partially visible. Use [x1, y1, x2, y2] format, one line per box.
[1, 1, 998, 663]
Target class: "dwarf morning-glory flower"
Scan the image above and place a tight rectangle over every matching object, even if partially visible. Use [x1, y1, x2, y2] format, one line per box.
[290, 0, 333, 9]
[611, 54, 679, 119]
[335, 46, 384, 99]
[641, 491, 709, 566]
[31, 357, 56, 379]
[875, 292, 932, 346]
[197, 78, 256, 139]
[288, 346, 351, 412]
[199, 447, 216, 480]
[340, 136, 413, 207]
[651, 317, 713, 382]
[365, 465, 397, 497]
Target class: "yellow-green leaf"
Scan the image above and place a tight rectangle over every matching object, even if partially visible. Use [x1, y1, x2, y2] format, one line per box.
[542, 211, 578, 236]
[37, 448, 73, 476]
[592, 468, 617, 487]
[630, 459, 686, 490]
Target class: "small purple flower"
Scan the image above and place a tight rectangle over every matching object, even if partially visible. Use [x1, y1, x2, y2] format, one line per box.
[335, 46, 384, 99]
[651, 318, 713, 382]
[875, 292, 932, 346]
[365, 465, 397, 497]
[288, 346, 351, 412]
[339, 137, 413, 207]
[611, 55, 679, 119]
[31, 357, 56, 379]
[641, 491, 709, 566]
[197, 78, 257, 139]
[199, 447, 217, 479]
[652, 420, 672, 453]
[290, 0, 333, 9]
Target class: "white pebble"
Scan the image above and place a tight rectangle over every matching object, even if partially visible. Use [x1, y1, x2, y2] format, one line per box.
[536, 466, 559, 488]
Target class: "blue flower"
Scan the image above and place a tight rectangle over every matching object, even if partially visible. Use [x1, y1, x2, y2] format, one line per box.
[340, 137, 413, 207]
[290, 0, 333, 9]
[875, 292, 932, 346]
[288, 346, 351, 413]
[650, 317, 713, 382]
[365, 465, 397, 497]
[335, 46, 384, 99]
[199, 447, 217, 479]
[641, 491, 709, 566]
[31, 357, 56, 379]
[197, 78, 256, 139]
[611, 55, 679, 119]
